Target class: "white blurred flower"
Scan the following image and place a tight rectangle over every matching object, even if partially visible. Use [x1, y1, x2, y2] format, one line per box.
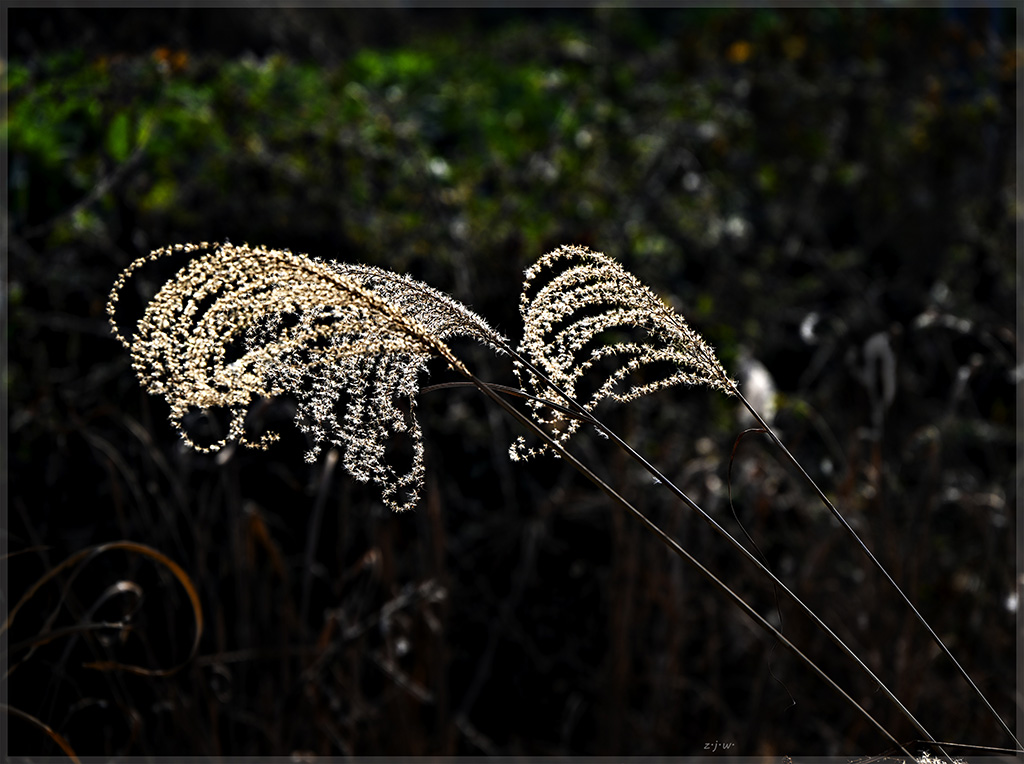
[737, 347, 777, 427]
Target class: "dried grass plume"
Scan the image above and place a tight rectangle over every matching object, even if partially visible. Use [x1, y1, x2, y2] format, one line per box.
[108, 241, 504, 511]
[513, 244, 735, 459]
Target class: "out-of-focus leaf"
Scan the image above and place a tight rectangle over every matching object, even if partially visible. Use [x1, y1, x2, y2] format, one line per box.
[105, 111, 131, 163]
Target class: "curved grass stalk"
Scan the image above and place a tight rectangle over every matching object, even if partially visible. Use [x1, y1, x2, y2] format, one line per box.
[3, 704, 81, 762]
[432, 356, 953, 755]
[456, 369, 916, 759]
[730, 387, 1022, 752]
[2, 540, 203, 678]
[461, 364, 950, 760]
[511, 246, 1020, 757]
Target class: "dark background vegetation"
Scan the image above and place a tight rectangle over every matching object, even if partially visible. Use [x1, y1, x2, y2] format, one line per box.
[4, 5, 1019, 759]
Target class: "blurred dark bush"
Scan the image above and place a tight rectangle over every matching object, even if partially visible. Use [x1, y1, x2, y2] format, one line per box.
[4, 6, 1017, 758]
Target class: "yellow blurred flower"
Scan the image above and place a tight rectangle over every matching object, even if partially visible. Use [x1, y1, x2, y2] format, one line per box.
[726, 40, 752, 64]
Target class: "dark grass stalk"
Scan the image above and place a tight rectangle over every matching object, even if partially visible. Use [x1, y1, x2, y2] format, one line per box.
[468, 351, 950, 758]
[457, 368, 916, 759]
[302, 448, 339, 626]
[3, 541, 204, 678]
[732, 388, 1022, 752]
[516, 244, 1010, 753]
[3, 703, 82, 763]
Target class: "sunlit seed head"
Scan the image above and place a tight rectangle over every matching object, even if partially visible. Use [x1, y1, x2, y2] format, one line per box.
[108, 242, 503, 512]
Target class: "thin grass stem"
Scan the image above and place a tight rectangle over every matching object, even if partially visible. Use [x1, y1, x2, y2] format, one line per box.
[491, 353, 950, 758]
[734, 388, 1021, 752]
[460, 369, 916, 759]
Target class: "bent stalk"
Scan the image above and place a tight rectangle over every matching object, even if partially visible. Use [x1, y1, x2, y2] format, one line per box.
[465, 357, 951, 759]
[460, 369, 917, 759]
[732, 388, 1021, 752]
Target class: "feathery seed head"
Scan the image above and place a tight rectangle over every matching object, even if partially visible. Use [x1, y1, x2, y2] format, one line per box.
[108, 242, 502, 511]
[513, 244, 735, 459]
